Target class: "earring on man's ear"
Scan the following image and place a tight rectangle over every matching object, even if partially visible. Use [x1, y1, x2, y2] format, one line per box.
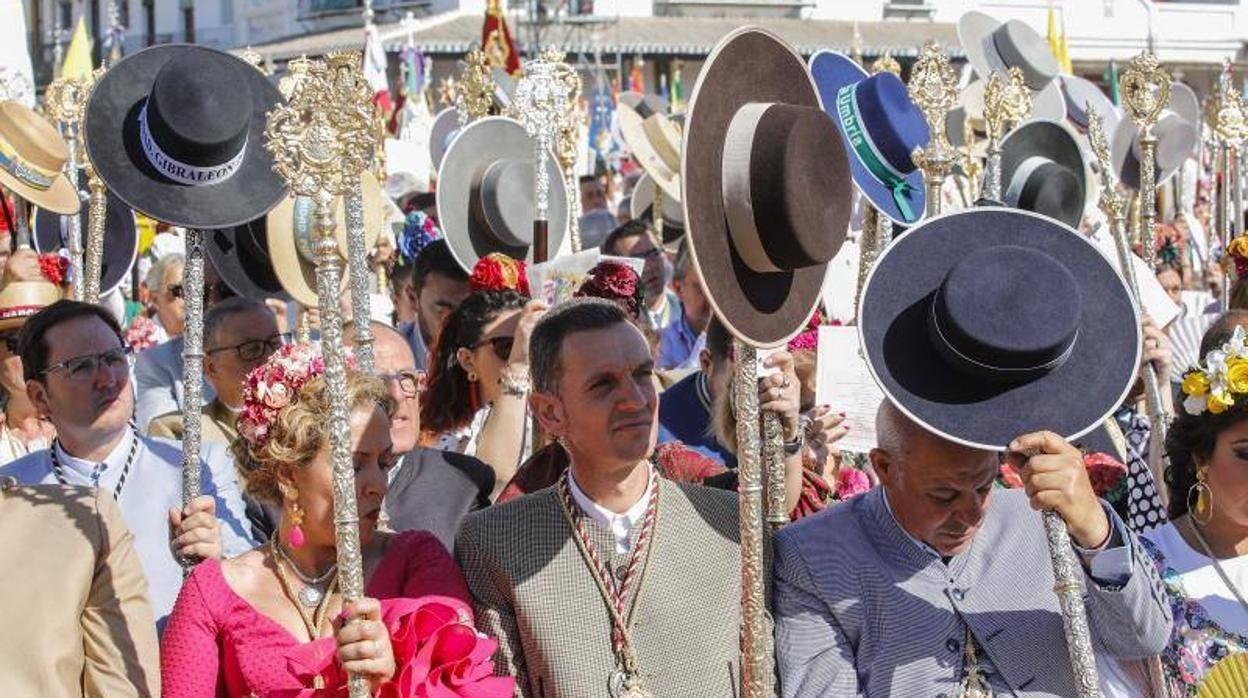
[468, 370, 478, 383]
[1190, 464, 1214, 527]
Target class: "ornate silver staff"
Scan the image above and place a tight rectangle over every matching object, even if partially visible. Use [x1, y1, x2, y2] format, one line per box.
[908, 42, 958, 218]
[512, 50, 576, 264]
[44, 76, 91, 301]
[180, 228, 207, 508]
[327, 51, 380, 373]
[982, 68, 1032, 202]
[1121, 51, 1171, 272]
[266, 57, 376, 698]
[732, 341, 774, 696]
[1206, 67, 1248, 310]
[81, 161, 107, 304]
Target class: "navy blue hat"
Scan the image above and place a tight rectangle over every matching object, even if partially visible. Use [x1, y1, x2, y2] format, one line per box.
[859, 207, 1140, 450]
[810, 50, 929, 225]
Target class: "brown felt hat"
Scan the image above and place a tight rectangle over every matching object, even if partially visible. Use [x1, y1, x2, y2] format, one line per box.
[683, 27, 851, 348]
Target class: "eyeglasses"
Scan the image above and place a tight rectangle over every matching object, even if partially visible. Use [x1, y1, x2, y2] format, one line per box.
[167, 282, 234, 302]
[471, 336, 514, 363]
[42, 345, 133, 379]
[378, 369, 425, 397]
[631, 247, 663, 261]
[206, 333, 291, 362]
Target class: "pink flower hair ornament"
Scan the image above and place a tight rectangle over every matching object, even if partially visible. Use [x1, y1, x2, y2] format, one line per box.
[237, 343, 357, 450]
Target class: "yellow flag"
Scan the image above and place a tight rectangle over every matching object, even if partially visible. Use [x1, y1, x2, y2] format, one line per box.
[60, 17, 94, 80]
[1046, 6, 1063, 74]
[1058, 15, 1074, 75]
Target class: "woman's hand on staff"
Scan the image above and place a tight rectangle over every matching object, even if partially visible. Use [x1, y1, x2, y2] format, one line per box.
[167, 495, 223, 562]
[506, 300, 548, 372]
[1140, 315, 1173, 382]
[759, 350, 802, 441]
[335, 597, 396, 690]
[1005, 431, 1110, 550]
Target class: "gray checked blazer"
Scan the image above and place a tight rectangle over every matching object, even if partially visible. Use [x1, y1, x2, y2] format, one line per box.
[773, 487, 1172, 697]
[456, 480, 750, 698]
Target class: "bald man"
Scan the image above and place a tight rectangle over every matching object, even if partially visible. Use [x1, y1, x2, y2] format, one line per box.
[346, 322, 493, 550]
[772, 401, 1171, 697]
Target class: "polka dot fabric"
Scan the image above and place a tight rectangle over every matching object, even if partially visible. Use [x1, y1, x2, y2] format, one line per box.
[1116, 408, 1165, 533]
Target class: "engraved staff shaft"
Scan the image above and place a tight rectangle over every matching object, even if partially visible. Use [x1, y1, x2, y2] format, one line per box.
[1088, 108, 1170, 507]
[1043, 510, 1100, 698]
[266, 56, 375, 698]
[180, 229, 207, 509]
[982, 68, 1031, 202]
[344, 180, 376, 372]
[82, 164, 107, 304]
[733, 341, 774, 698]
[45, 75, 91, 301]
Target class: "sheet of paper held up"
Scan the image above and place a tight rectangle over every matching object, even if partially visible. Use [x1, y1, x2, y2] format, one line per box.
[1088, 223, 1180, 329]
[815, 325, 884, 455]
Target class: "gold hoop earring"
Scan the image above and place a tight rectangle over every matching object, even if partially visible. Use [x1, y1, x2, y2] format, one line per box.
[1189, 465, 1214, 526]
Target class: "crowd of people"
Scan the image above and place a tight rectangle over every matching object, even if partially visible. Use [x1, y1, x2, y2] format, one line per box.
[4, 10, 1248, 698]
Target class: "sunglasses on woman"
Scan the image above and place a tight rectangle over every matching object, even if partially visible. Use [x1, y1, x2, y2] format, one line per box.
[472, 336, 514, 363]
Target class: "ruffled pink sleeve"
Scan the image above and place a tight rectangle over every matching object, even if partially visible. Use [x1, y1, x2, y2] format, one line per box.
[160, 562, 225, 698]
[367, 531, 471, 607]
[279, 596, 515, 698]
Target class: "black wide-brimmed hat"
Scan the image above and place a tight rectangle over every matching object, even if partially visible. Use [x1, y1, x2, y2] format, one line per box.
[84, 44, 286, 229]
[1000, 120, 1087, 229]
[207, 217, 289, 301]
[683, 27, 851, 348]
[860, 207, 1140, 450]
[33, 182, 138, 297]
[436, 116, 568, 272]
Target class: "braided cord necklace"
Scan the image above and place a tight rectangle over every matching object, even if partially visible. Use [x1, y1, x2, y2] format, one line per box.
[269, 538, 339, 641]
[49, 430, 140, 501]
[555, 471, 660, 698]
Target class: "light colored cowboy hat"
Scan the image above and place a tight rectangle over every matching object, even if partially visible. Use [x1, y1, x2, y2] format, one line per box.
[618, 97, 682, 202]
[630, 171, 684, 243]
[435, 116, 569, 272]
[957, 12, 1066, 122]
[267, 172, 385, 307]
[0, 101, 80, 215]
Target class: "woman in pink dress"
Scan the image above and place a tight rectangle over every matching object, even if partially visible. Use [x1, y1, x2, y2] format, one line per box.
[161, 344, 513, 696]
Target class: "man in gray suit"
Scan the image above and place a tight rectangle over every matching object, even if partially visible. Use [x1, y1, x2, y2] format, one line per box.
[773, 207, 1173, 697]
[457, 299, 745, 697]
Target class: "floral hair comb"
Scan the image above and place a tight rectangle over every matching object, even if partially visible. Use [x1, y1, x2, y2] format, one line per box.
[469, 253, 530, 296]
[238, 343, 330, 447]
[574, 261, 645, 321]
[1180, 325, 1248, 416]
[397, 210, 441, 266]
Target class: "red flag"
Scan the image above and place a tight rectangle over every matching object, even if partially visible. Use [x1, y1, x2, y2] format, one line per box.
[629, 59, 644, 93]
[482, 0, 521, 75]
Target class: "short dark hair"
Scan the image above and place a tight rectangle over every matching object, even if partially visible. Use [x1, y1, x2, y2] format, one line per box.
[204, 297, 271, 349]
[530, 298, 630, 394]
[410, 238, 468, 293]
[705, 315, 732, 364]
[19, 300, 124, 382]
[600, 219, 656, 256]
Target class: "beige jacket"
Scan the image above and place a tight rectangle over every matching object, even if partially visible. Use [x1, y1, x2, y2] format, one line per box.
[0, 481, 160, 696]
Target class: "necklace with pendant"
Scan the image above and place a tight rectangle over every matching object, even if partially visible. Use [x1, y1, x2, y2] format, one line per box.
[271, 536, 337, 609]
[959, 624, 993, 698]
[556, 471, 660, 698]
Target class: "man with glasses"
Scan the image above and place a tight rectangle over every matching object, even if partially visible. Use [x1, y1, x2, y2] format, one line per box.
[133, 258, 235, 431]
[600, 220, 680, 336]
[148, 297, 285, 446]
[345, 320, 493, 551]
[0, 300, 253, 624]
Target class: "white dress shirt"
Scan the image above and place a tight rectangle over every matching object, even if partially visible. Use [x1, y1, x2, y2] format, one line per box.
[567, 466, 655, 555]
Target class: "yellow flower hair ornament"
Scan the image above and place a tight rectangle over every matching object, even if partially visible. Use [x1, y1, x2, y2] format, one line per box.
[1181, 325, 1248, 416]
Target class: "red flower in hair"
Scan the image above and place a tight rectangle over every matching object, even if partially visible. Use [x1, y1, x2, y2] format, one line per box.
[469, 253, 530, 296]
[38, 253, 70, 286]
[575, 261, 644, 320]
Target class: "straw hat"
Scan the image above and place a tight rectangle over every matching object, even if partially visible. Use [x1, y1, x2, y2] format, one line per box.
[0, 280, 62, 332]
[0, 101, 80, 214]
